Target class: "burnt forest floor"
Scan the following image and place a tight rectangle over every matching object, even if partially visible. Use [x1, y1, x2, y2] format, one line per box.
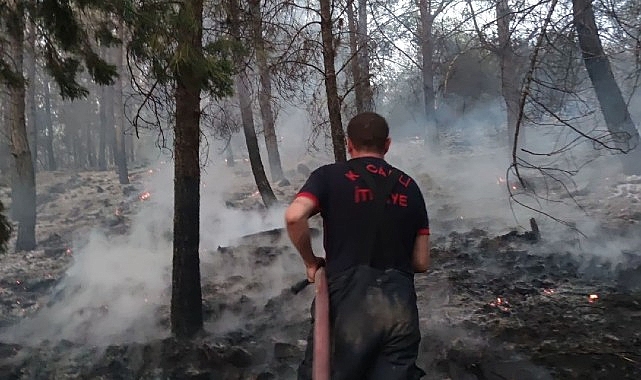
[0, 160, 640, 380]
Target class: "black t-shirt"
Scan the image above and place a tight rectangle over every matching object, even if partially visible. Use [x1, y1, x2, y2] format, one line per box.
[296, 157, 429, 276]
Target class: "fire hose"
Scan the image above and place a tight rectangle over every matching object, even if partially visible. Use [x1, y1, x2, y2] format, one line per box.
[290, 267, 330, 380]
[313, 267, 330, 380]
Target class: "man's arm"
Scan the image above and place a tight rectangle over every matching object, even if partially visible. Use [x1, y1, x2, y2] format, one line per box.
[412, 234, 430, 273]
[285, 197, 324, 281]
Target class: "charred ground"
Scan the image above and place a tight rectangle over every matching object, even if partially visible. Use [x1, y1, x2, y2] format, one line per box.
[0, 158, 640, 379]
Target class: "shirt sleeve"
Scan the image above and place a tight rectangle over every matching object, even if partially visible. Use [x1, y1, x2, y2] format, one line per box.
[295, 165, 327, 212]
[414, 186, 430, 236]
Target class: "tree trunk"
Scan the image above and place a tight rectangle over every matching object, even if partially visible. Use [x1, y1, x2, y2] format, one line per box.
[114, 32, 130, 184]
[98, 84, 108, 170]
[573, 0, 641, 174]
[228, 0, 277, 207]
[8, 4, 37, 251]
[320, 0, 346, 162]
[347, 0, 365, 113]
[418, 0, 438, 145]
[236, 72, 278, 207]
[497, 0, 522, 149]
[171, 0, 204, 339]
[43, 79, 57, 171]
[86, 120, 96, 168]
[249, 0, 284, 182]
[356, 0, 373, 111]
[106, 84, 116, 166]
[26, 19, 38, 170]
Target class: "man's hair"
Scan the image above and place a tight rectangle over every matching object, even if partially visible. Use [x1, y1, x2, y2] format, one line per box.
[346, 112, 389, 153]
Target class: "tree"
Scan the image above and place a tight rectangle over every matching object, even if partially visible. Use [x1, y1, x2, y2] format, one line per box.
[42, 78, 57, 171]
[5, 1, 36, 250]
[347, 0, 374, 113]
[171, 0, 206, 338]
[249, 0, 285, 183]
[227, 0, 277, 207]
[320, 0, 347, 162]
[573, 0, 641, 174]
[127, 0, 234, 338]
[0, 200, 11, 254]
[468, 0, 525, 149]
[1, 0, 118, 251]
[114, 25, 129, 184]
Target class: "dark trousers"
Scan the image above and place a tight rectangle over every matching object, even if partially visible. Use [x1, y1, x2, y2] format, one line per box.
[298, 266, 424, 380]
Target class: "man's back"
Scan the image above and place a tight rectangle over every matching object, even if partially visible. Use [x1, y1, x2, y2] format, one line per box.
[297, 157, 429, 277]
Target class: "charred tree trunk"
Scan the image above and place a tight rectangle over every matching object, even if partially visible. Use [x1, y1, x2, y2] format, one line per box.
[418, 0, 437, 145]
[26, 20, 38, 170]
[171, 0, 204, 339]
[8, 4, 37, 251]
[320, 0, 346, 162]
[114, 33, 129, 184]
[573, 0, 641, 174]
[497, 0, 522, 149]
[228, 0, 277, 207]
[249, 0, 284, 182]
[43, 79, 56, 171]
[98, 84, 108, 170]
[356, 0, 373, 111]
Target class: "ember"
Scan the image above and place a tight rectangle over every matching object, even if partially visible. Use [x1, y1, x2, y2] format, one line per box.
[139, 191, 152, 201]
[588, 294, 599, 303]
[489, 297, 511, 312]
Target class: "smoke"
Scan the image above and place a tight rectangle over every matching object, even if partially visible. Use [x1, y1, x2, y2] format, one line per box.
[1, 126, 315, 345]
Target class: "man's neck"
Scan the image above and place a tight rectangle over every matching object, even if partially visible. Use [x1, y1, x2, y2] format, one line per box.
[349, 151, 385, 159]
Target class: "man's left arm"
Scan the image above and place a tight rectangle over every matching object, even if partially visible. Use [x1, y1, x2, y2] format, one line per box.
[285, 197, 324, 282]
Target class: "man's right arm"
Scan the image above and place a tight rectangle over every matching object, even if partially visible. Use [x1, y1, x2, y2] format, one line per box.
[412, 234, 430, 273]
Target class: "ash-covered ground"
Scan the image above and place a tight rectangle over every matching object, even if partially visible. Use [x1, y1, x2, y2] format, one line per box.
[0, 142, 640, 379]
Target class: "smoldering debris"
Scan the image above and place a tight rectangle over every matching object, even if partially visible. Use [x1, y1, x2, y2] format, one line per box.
[1, 160, 641, 379]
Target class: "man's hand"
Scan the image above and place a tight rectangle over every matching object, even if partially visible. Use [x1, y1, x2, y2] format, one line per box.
[306, 256, 326, 283]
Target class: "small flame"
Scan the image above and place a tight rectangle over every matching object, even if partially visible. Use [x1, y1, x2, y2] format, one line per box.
[542, 288, 555, 296]
[251, 190, 260, 197]
[65, 248, 73, 256]
[489, 297, 510, 312]
[148, 169, 154, 174]
[588, 294, 599, 303]
[139, 191, 152, 201]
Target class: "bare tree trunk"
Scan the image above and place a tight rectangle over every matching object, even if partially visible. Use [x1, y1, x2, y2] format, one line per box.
[347, 0, 365, 113]
[8, 4, 37, 251]
[249, 0, 285, 182]
[357, 0, 373, 111]
[573, 0, 641, 174]
[228, 0, 277, 207]
[320, 0, 346, 162]
[497, 0, 522, 148]
[114, 30, 129, 184]
[86, 120, 96, 168]
[26, 19, 38, 170]
[418, 0, 437, 145]
[127, 133, 134, 163]
[171, 0, 204, 339]
[98, 84, 108, 170]
[43, 79, 56, 171]
[225, 141, 234, 167]
[103, 79, 116, 166]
